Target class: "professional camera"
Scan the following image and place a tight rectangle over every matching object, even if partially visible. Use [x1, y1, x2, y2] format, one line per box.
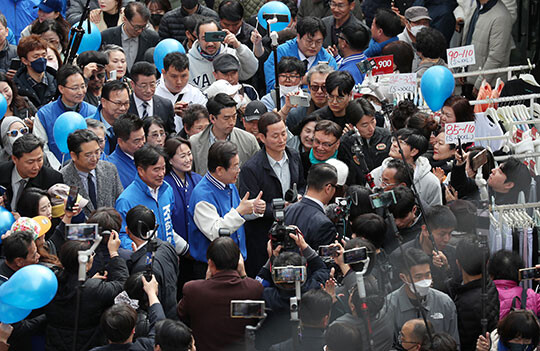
[369, 190, 397, 210]
[269, 199, 297, 251]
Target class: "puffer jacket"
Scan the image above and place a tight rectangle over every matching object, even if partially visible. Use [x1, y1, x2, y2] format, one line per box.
[494, 279, 540, 319]
[158, 4, 218, 44]
[12, 67, 57, 109]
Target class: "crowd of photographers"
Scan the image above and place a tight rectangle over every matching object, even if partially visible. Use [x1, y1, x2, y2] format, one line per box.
[0, 0, 535, 349]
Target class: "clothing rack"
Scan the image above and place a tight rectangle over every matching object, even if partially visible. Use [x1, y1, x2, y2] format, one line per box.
[453, 64, 535, 80]
[494, 152, 540, 161]
[490, 202, 540, 211]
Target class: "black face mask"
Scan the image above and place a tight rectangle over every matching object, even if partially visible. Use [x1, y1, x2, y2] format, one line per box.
[150, 14, 163, 27]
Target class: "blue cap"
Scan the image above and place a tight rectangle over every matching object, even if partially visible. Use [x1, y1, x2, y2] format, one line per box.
[35, 0, 63, 13]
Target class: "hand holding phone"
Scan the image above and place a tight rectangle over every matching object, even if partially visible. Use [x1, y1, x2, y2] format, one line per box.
[65, 186, 78, 212]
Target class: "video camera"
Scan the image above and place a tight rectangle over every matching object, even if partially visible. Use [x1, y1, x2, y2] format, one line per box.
[269, 199, 297, 251]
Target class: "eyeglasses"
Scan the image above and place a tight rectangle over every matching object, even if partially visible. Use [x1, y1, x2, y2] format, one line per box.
[90, 72, 106, 81]
[398, 332, 417, 346]
[309, 84, 326, 92]
[326, 94, 348, 103]
[7, 127, 29, 137]
[63, 84, 88, 92]
[313, 138, 338, 149]
[105, 98, 130, 109]
[149, 131, 166, 139]
[337, 34, 348, 42]
[135, 82, 157, 90]
[329, 1, 348, 8]
[81, 150, 101, 160]
[278, 74, 301, 82]
[303, 37, 324, 47]
[327, 183, 338, 188]
[127, 19, 146, 31]
[381, 180, 398, 188]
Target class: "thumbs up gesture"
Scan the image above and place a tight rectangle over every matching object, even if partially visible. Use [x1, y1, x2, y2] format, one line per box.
[253, 191, 266, 215]
[236, 191, 266, 216]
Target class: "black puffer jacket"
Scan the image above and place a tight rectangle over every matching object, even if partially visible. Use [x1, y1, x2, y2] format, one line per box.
[158, 5, 218, 44]
[12, 67, 57, 109]
[450, 278, 500, 351]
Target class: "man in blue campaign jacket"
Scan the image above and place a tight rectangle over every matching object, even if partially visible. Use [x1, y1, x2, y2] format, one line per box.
[0, 0, 40, 43]
[188, 141, 266, 279]
[264, 17, 337, 93]
[35, 65, 97, 167]
[116, 144, 189, 253]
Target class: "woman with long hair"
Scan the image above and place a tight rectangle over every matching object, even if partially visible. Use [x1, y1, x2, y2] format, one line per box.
[0, 73, 37, 120]
[89, 0, 124, 31]
[30, 19, 68, 56]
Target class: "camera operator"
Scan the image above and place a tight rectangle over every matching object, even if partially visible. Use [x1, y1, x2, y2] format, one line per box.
[255, 231, 329, 350]
[389, 205, 460, 294]
[124, 205, 179, 320]
[284, 163, 338, 251]
[177, 236, 263, 351]
[384, 185, 422, 252]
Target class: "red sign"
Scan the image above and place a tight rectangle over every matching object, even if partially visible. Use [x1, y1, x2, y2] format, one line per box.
[371, 55, 394, 76]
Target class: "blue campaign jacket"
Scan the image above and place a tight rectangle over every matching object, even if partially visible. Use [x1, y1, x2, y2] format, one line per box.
[108, 147, 137, 189]
[115, 175, 176, 249]
[164, 171, 202, 241]
[338, 53, 367, 84]
[37, 99, 97, 161]
[1, 0, 40, 43]
[264, 38, 338, 93]
[187, 174, 247, 262]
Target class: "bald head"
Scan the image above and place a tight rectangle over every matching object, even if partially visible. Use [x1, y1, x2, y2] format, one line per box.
[401, 319, 431, 349]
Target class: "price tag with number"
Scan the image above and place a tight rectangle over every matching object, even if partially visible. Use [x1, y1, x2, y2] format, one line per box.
[371, 55, 394, 75]
[446, 45, 475, 68]
[380, 73, 417, 94]
[445, 122, 475, 144]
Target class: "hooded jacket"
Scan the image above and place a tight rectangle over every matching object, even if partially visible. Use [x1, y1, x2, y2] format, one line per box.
[494, 279, 540, 319]
[370, 156, 443, 206]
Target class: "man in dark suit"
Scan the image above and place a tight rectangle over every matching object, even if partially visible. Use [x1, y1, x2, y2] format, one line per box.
[284, 163, 338, 251]
[127, 61, 175, 133]
[322, 0, 365, 48]
[61, 129, 124, 217]
[100, 2, 159, 72]
[239, 111, 306, 277]
[0, 134, 63, 212]
[177, 236, 263, 351]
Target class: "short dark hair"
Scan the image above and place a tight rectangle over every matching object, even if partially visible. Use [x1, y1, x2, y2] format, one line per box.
[124, 1, 150, 21]
[408, 319, 432, 345]
[349, 274, 384, 318]
[443, 96, 475, 123]
[87, 207, 123, 233]
[12, 134, 44, 159]
[124, 272, 149, 310]
[500, 157, 532, 195]
[142, 116, 166, 138]
[373, 8, 403, 37]
[388, 185, 416, 219]
[391, 100, 419, 130]
[207, 141, 238, 172]
[351, 213, 386, 249]
[102, 80, 129, 101]
[206, 236, 240, 271]
[59, 240, 91, 274]
[185, 14, 204, 34]
[326, 71, 354, 97]
[314, 120, 342, 141]
[273, 251, 303, 268]
[341, 22, 370, 51]
[297, 16, 326, 39]
[16, 34, 48, 60]
[307, 163, 338, 191]
[344, 237, 376, 274]
[348, 98, 375, 126]
[218, 0, 243, 21]
[57, 64, 83, 87]
[277, 56, 306, 76]
[325, 323, 362, 351]
[164, 136, 191, 173]
[382, 41, 414, 73]
[206, 93, 237, 117]
[385, 159, 412, 187]
[134, 144, 167, 169]
[425, 205, 457, 231]
[400, 247, 431, 273]
[183, 104, 209, 130]
[195, 18, 220, 38]
[130, 61, 157, 82]
[163, 52, 189, 72]
[258, 112, 282, 137]
[498, 311, 540, 347]
[396, 128, 429, 160]
[299, 289, 332, 326]
[406, 112, 438, 141]
[67, 129, 100, 154]
[126, 205, 156, 238]
[456, 235, 487, 276]
[113, 114, 144, 141]
[426, 332, 458, 351]
[447, 200, 478, 234]
[488, 250, 523, 283]
[100, 304, 138, 343]
[2, 230, 34, 263]
[155, 320, 193, 351]
[415, 27, 447, 59]
[347, 185, 375, 220]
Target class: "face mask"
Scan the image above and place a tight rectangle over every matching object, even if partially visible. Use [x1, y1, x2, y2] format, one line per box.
[279, 84, 300, 97]
[406, 279, 431, 297]
[507, 343, 534, 351]
[47, 60, 58, 71]
[370, 101, 382, 112]
[150, 14, 163, 27]
[30, 57, 47, 73]
[410, 25, 426, 37]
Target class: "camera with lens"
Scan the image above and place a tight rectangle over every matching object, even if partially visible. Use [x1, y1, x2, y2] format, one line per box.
[269, 199, 297, 251]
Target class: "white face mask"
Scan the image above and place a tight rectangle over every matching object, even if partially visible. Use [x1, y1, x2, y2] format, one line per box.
[370, 101, 382, 112]
[279, 84, 300, 97]
[406, 279, 432, 297]
[47, 60, 59, 71]
[410, 25, 427, 37]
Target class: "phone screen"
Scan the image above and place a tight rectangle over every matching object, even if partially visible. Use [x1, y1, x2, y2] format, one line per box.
[230, 300, 265, 318]
[343, 247, 367, 264]
[66, 186, 78, 211]
[66, 223, 98, 241]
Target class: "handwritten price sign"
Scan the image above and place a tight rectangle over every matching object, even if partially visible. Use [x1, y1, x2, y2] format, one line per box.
[371, 55, 394, 75]
[446, 45, 475, 68]
[445, 122, 476, 144]
[383, 73, 417, 94]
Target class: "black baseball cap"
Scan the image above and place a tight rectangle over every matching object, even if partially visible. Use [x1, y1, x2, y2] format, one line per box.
[213, 54, 240, 73]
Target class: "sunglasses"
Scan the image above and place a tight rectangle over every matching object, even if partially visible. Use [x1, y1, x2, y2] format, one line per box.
[90, 72, 106, 80]
[7, 127, 29, 137]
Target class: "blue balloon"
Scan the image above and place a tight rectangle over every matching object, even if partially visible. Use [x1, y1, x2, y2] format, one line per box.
[0, 207, 14, 242]
[0, 265, 58, 310]
[420, 66, 455, 112]
[53, 111, 87, 154]
[70, 21, 101, 54]
[0, 93, 7, 119]
[257, 2, 291, 32]
[0, 301, 31, 324]
[153, 39, 185, 72]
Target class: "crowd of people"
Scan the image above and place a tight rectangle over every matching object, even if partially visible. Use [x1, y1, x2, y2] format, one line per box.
[0, 0, 537, 350]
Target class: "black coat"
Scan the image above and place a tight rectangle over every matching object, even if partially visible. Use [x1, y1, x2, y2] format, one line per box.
[127, 239, 179, 319]
[45, 256, 129, 351]
[12, 67, 57, 108]
[450, 279, 499, 351]
[0, 160, 63, 211]
[238, 147, 305, 277]
[284, 197, 337, 250]
[158, 5, 218, 44]
[128, 94, 176, 133]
